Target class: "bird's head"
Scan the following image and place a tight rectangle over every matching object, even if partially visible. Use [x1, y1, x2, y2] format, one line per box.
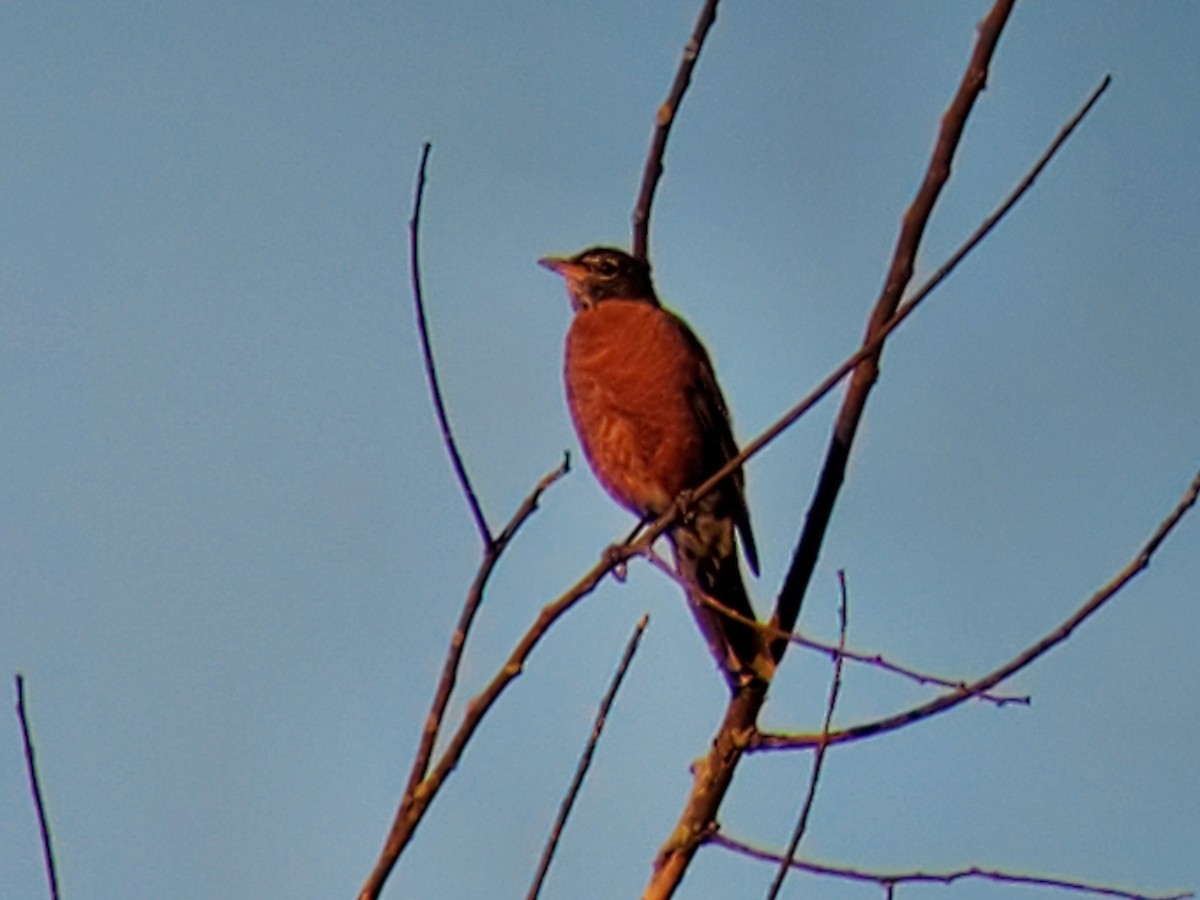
[539, 246, 657, 311]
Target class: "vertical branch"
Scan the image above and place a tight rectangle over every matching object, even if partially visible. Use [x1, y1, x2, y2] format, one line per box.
[631, 0, 720, 260]
[770, 0, 1017, 652]
[410, 142, 493, 546]
[527, 615, 650, 900]
[15, 675, 60, 900]
[765, 572, 849, 899]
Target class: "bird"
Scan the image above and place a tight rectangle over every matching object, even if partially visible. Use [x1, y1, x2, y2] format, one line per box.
[539, 246, 769, 688]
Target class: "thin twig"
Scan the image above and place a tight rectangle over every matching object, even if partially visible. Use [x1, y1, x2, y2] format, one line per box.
[359, 457, 569, 900]
[714, 833, 1192, 900]
[631, 0, 720, 260]
[527, 615, 650, 900]
[753, 467, 1200, 752]
[765, 571, 849, 899]
[410, 142, 492, 546]
[642, 547, 1027, 706]
[15, 675, 60, 900]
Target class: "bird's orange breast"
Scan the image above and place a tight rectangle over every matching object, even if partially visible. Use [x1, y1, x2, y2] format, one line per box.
[564, 299, 708, 518]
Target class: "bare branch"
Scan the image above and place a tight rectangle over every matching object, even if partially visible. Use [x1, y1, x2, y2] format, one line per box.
[770, 0, 1017, 653]
[527, 615, 650, 900]
[15, 675, 60, 900]
[409, 142, 492, 546]
[754, 468, 1200, 752]
[686, 73, 1112, 514]
[766, 571, 849, 899]
[713, 833, 1192, 900]
[643, 548, 1027, 706]
[359, 456, 569, 900]
[631, 0, 720, 260]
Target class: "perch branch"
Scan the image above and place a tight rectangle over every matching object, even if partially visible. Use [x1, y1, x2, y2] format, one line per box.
[360, 480, 650, 900]
[644, 5, 1025, 895]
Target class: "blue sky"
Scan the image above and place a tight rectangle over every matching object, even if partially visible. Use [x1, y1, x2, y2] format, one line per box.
[3, 3, 1198, 899]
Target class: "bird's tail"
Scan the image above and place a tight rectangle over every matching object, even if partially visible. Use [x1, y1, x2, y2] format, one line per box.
[670, 516, 772, 689]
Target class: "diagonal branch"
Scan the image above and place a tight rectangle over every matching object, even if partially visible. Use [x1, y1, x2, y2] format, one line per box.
[359, 457, 568, 900]
[770, 0, 1016, 654]
[753, 468, 1200, 752]
[684, 73, 1111, 514]
[410, 142, 492, 546]
[527, 615, 650, 900]
[631, 0, 720, 260]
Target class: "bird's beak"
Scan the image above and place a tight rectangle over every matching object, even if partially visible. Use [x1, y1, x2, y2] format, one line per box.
[538, 256, 583, 279]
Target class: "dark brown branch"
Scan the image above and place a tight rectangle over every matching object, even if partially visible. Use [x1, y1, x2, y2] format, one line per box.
[410, 142, 492, 546]
[770, 0, 1016, 655]
[359, 457, 569, 900]
[753, 467, 1200, 752]
[527, 615, 650, 900]
[713, 833, 1192, 900]
[631, 0, 720, 260]
[15, 675, 60, 900]
[766, 571, 849, 899]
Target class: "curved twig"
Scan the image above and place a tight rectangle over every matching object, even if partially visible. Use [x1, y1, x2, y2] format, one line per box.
[410, 142, 492, 546]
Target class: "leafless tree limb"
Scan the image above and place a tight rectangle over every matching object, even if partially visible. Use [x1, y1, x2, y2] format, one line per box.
[409, 142, 492, 546]
[769, 0, 1017, 652]
[645, 6, 1017, 894]
[684, 72, 1111, 514]
[753, 467, 1200, 752]
[15, 675, 60, 900]
[712, 833, 1192, 900]
[527, 615, 650, 900]
[631, 0, 720, 260]
[403, 457, 568, 797]
[642, 548, 1026, 705]
[766, 571, 849, 899]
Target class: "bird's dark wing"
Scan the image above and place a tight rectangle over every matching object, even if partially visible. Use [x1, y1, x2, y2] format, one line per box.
[677, 319, 760, 577]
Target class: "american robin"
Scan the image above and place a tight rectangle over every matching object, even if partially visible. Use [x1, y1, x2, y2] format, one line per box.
[539, 246, 769, 687]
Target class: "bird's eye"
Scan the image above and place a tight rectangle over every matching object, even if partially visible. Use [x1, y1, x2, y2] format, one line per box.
[594, 258, 619, 277]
